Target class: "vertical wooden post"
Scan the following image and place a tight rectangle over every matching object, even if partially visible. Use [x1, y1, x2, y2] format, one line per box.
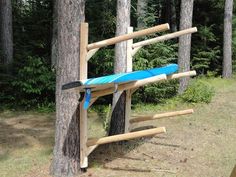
[79, 23, 88, 168]
[126, 27, 133, 72]
[125, 27, 133, 133]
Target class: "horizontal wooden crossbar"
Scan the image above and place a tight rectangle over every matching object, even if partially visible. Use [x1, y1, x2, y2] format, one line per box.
[87, 23, 169, 50]
[132, 27, 197, 49]
[167, 71, 196, 79]
[91, 74, 167, 98]
[87, 127, 166, 146]
[130, 109, 194, 123]
[91, 70, 196, 99]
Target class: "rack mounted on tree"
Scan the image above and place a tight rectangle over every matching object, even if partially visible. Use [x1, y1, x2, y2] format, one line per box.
[62, 22, 197, 169]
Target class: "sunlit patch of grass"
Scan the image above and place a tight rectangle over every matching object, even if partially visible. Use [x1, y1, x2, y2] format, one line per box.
[199, 75, 236, 92]
[0, 147, 52, 177]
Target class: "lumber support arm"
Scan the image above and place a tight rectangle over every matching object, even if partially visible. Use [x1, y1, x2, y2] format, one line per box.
[87, 24, 169, 50]
[167, 70, 196, 79]
[86, 48, 100, 61]
[130, 109, 194, 123]
[87, 127, 166, 146]
[91, 74, 167, 99]
[91, 70, 196, 99]
[132, 27, 197, 56]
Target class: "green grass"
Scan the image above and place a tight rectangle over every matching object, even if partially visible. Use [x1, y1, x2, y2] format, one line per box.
[0, 113, 54, 177]
[0, 148, 52, 177]
[133, 76, 235, 112]
[0, 76, 235, 177]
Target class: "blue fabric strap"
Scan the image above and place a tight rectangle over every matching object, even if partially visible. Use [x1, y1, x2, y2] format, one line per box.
[83, 88, 91, 110]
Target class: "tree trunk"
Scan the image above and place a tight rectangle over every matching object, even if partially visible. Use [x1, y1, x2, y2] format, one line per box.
[164, 0, 171, 29]
[109, 0, 131, 136]
[51, 0, 85, 176]
[223, 0, 233, 78]
[137, 0, 147, 29]
[170, 0, 177, 32]
[51, 0, 58, 68]
[178, 0, 194, 94]
[163, 0, 177, 32]
[0, 0, 13, 71]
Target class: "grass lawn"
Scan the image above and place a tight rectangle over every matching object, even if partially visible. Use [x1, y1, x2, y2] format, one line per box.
[0, 77, 236, 177]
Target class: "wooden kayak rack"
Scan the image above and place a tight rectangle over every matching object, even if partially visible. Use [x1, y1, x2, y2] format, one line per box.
[69, 23, 197, 168]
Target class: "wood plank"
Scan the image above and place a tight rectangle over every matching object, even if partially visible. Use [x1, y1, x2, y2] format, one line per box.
[131, 46, 142, 56]
[88, 97, 98, 108]
[86, 145, 98, 156]
[91, 74, 167, 99]
[79, 22, 89, 169]
[87, 127, 166, 146]
[66, 71, 196, 99]
[130, 109, 194, 123]
[125, 27, 133, 133]
[126, 27, 133, 72]
[133, 27, 197, 49]
[167, 70, 196, 79]
[87, 23, 169, 50]
[86, 48, 100, 61]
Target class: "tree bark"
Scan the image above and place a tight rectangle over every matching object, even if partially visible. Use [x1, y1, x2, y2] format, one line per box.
[0, 0, 13, 71]
[170, 0, 177, 32]
[109, 0, 131, 136]
[178, 0, 194, 94]
[51, 0, 58, 68]
[223, 0, 233, 78]
[51, 0, 85, 176]
[137, 0, 147, 29]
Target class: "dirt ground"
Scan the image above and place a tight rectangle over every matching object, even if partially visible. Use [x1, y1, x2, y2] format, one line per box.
[0, 78, 236, 177]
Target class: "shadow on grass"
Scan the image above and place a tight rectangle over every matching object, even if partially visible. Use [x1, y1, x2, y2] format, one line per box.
[88, 124, 181, 172]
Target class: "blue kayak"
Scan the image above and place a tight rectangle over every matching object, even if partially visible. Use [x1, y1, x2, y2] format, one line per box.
[62, 64, 178, 109]
[83, 64, 178, 85]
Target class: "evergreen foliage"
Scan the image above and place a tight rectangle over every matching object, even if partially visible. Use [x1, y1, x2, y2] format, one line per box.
[132, 42, 178, 103]
[12, 0, 52, 62]
[1, 57, 55, 109]
[192, 25, 221, 75]
[0, 0, 235, 109]
[180, 79, 215, 103]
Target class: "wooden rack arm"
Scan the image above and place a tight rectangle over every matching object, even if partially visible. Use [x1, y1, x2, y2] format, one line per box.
[130, 109, 194, 123]
[126, 74, 167, 89]
[91, 74, 167, 99]
[86, 48, 100, 61]
[86, 145, 98, 156]
[131, 46, 142, 56]
[88, 97, 98, 108]
[167, 70, 196, 79]
[91, 70, 196, 99]
[132, 27, 197, 49]
[87, 127, 166, 146]
[87, 23, 169, 50]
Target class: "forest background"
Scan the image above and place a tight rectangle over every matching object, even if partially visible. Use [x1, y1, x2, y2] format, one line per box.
[0, 0, 236, 110]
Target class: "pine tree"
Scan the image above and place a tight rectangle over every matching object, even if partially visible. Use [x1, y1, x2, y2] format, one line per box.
[178, 0, 194, 93]
[0, 0, 13, 72]
[109, 0, 131, 136]
[223, 0, 233, 78]
[51, 0, 85, 176]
